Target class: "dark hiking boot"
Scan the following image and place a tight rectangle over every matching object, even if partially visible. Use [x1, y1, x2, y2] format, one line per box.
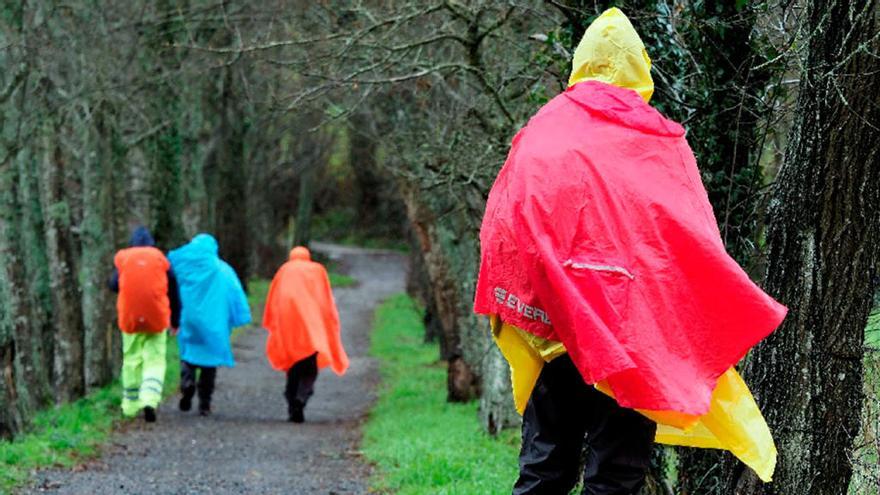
[288, 400, 305, 423]
[144, 406, 157, 423]
[179, 386, 195, 412]
[198, 401, 211, 417]
[179, 395, 192, 412]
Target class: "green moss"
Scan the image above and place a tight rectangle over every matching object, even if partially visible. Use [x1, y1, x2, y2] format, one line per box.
[363, 294, 520, 494]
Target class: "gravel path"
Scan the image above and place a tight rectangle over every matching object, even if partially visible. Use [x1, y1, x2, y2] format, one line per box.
[26, 245, 407, 495]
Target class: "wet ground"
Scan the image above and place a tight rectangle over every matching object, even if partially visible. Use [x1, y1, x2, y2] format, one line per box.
[26, 244, 407, 495]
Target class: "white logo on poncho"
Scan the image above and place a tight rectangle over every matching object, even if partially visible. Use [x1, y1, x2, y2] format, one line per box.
[494, 287, 551, 325]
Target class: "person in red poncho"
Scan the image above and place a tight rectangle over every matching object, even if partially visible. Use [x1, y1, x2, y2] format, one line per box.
[262, 247, 349, 423]
[474, 8, 787, 494]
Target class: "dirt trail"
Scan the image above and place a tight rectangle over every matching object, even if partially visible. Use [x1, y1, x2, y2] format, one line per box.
[26, 244, 407, 495]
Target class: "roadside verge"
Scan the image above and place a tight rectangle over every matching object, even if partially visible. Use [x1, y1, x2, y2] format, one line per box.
[363, 294, 520, 494]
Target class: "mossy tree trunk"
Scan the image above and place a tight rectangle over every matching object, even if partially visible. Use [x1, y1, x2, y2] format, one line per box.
[38, 123, 85, 404]
[14, 149, 55, 416]
[730, 1, 880, 493]
[148, 129, 185, 249]
[398, 179, 486, 406]
[0, 151, 39, 438]
[147, 0, 186, 249]
[0, 1, 55, 438]
[81, 106, 125, 390]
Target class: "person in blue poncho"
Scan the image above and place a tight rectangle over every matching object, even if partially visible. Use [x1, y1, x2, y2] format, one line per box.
[168, 233, 251, 416]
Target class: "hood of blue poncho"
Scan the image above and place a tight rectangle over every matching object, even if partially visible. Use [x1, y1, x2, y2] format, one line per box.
[168, 233, 221, 281]
[187, 233, 219, 256]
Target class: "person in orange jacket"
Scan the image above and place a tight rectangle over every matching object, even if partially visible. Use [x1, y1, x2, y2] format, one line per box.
[262, 247, 349, 423]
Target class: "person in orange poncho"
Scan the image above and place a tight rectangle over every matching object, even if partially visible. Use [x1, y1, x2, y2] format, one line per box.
[263, 246, 349, 423]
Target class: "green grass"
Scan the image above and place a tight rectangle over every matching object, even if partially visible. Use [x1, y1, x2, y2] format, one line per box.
[165, 335, 181, 392]
[363, 294, 520, 494]
[320, 259, 358, 289]
[0, 386, 119, 491]
[247, 278, 271, 310]
[311, 208, 410, 253]
[0, 337, 180, 493]
[329, 271, 357, 288]
[245, 278, 272, 332]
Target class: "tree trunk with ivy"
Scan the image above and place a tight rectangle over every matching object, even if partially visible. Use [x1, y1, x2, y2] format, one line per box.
[729, 1, 880, 493]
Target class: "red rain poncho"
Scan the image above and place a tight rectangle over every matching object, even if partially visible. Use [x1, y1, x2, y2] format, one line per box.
[474, 80, 787, 416]
[263, 247, 349, 375]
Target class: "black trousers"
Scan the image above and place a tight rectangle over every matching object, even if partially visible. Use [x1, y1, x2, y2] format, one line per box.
[285, 353, 318, 412]
[514, 355, 656, 495]
[180, 360, 217, 410]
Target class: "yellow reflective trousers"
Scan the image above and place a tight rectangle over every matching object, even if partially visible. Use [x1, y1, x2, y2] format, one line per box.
[492, 318, 776, 482]
[121, 331, 167, 417]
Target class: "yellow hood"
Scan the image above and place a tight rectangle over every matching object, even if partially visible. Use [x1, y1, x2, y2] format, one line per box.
[568, 8, 654, 102]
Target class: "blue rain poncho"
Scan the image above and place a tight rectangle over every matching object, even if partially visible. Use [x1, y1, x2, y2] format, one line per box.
[169, 234, 251, 367]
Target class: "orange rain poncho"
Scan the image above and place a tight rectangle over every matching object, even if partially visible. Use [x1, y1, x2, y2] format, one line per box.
[262, 247, 349, 375]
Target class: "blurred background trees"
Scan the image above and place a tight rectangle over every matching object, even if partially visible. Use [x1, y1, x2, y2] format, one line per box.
[1, 1, 877, 493]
